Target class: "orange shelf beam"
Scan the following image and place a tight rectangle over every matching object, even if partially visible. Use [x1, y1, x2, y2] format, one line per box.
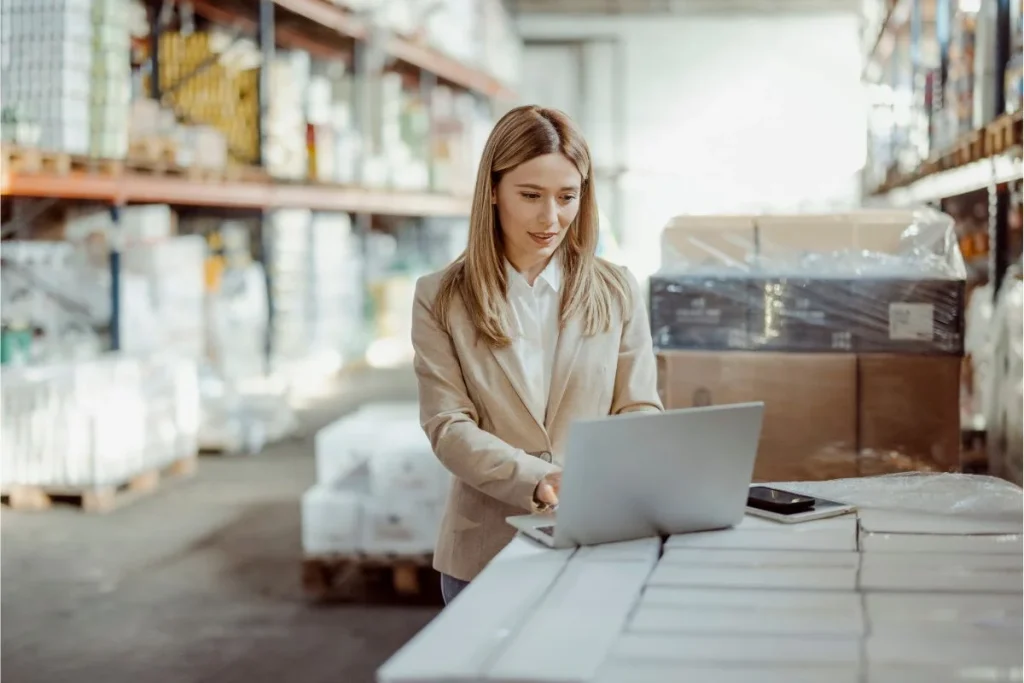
[1, 171, 471, 217]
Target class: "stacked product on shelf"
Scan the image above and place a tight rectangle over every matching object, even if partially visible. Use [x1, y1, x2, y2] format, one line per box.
[1, 353, 199, 490]
[945, 8, 978, 139]
[0, 0, 94, 154]
[303, 402, 449, 556]
[651, 210, 967, 482]
[267, 50, 311, 180]
[90, 0, 131, 159]
[309, 212, 365, 363]
[307, 59, 359, 184]
[1006, 0, 1023, 114]
[265, 210, 365, 378]
[337, 0, 520, 88]
[156, 29, 260, 166]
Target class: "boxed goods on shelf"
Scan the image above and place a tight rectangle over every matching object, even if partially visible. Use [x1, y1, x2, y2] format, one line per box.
[654, 210, 967, 480]
[156, 30, 260, 166]
[0, 0, 94, 155]
[304, 403, 449, 555]
[1, 353, 198, 489]
[90, 0, 131, 159]
[265, 210, 364, 377]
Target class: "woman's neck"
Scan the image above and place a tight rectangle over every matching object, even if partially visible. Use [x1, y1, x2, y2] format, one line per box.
[506, 253, 554, 286]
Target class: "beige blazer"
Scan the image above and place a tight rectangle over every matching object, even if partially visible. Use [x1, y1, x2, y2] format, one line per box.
[411, 264, 663, 581]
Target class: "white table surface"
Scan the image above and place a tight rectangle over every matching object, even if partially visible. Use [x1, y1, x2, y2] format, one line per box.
[377, 474, 1024, 683]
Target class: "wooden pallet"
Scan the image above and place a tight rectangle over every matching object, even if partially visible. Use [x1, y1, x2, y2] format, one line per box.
[302, 552, 442, 605]
[127, 138, 178, 174]
[1, 145, 73, 175]
[984, 112, 1024, 157]
[1, 455, 198, 514]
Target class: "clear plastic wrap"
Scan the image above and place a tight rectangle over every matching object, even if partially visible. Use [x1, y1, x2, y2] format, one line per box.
[652, 209, 966, 355]
[0, 353, 198, 488]
[773, 472, 1022, 517]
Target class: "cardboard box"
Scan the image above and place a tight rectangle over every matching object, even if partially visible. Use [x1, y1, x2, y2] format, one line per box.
[858, 355, 962, 470]
[657, 351, 857, 481]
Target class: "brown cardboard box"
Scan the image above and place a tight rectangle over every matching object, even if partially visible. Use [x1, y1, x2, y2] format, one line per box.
[858, 355, 962, 470]
[657, 351, 858, 482]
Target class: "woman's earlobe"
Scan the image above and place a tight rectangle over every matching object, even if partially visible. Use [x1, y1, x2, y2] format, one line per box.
[491, 190, 497, 205]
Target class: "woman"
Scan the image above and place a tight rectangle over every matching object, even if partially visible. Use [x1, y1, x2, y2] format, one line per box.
[411, 105, 663, 605]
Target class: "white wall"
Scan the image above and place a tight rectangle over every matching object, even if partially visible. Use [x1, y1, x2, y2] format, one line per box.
[517, 12, 867, 278]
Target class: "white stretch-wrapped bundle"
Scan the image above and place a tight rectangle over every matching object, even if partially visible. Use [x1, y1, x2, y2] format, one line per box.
[303, 402, 449, 556]
[987, 268, 1023, 486]
[0, 353, 199, 489]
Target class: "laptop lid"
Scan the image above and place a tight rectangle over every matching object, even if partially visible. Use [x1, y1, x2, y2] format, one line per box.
[552, 402, 765, 547]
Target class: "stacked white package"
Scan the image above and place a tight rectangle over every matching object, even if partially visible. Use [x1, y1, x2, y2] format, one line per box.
[308, 212, 363, 363]
[1, 0, 93, 154]
[122, 234, 206, 360]
[302, 466, 370, 555]
[265, 51, 309, 180]
[305, 402, 448, 556]
[1, 354, 199, 489]
[266, 209, 312, 374]
[90, 0, 131, 159]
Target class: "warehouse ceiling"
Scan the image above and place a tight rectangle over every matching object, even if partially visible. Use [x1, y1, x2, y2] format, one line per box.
[508, 0, 860, 14]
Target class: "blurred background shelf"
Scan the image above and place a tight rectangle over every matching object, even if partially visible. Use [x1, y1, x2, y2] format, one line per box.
[1, 168, 471, 216]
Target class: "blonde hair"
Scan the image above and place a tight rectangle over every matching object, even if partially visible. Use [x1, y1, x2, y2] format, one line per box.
[434, 105, 630, 348]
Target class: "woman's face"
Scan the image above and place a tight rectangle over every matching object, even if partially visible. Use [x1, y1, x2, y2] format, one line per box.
[493, 153, 582, 275]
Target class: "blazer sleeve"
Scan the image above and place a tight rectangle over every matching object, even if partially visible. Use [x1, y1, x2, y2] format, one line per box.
[411, 275, 559, 511]
[610, 268, 664, 415]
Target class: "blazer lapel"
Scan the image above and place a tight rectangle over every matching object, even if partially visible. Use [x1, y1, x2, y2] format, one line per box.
[545, 317, 583, 429]
[490, 344, 545, 429]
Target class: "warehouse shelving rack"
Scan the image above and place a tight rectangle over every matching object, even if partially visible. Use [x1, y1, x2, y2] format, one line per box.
[865, 0, 1021, 295]
[1, 0, 519, 356]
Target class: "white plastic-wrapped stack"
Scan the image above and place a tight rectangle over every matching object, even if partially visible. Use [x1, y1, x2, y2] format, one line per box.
[303, 402, 451, 556]
[267, 209, 365, 378]
[122, 232, 207, 360]
[0, 240, 108, 364]
[90, 0, 130, 159]
[1, 353, 199, 488]
[265, 50, 310, 180]
[987, 273, 1023, 485]
[267, 209, 313, 374]
[1, 0, 93, 154]
[309, 212, 364, 361]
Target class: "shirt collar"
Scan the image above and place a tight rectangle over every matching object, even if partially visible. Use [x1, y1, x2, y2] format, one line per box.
[506, 257, 562, 293]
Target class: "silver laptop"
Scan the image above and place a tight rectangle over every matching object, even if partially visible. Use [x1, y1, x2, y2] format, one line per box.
[507, 402, 764, 548]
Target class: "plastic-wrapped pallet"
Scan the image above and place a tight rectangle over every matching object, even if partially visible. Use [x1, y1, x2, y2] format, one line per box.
[306, 402, 449, 556]
[654, 209, 967, 481]
[1, 353, 199, 488]
[1, 0, 93, 154]
[90, 0, 131, 159]
[987, 268, 1023, 485]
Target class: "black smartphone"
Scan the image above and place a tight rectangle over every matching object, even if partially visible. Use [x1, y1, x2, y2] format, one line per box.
[747, 486, 817, 514]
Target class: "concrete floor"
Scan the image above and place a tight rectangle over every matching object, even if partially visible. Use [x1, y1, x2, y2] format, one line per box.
[1, 368, 438, 683]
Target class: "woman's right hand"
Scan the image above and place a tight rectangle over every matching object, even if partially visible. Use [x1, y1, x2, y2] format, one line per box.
[534, 471, 561, 511]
